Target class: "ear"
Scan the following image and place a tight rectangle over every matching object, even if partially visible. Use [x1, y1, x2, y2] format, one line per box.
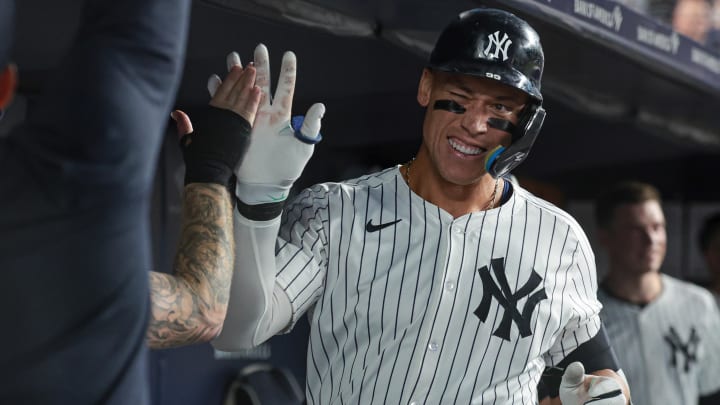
[417, 68, 433, 107]
[0, 64, 17, 110]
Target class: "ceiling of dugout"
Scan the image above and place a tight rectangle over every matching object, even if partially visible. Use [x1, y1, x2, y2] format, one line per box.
[10, 0, 720, 196]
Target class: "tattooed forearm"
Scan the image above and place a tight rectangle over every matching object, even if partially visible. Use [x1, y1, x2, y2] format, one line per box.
[146, 183, 234, 349]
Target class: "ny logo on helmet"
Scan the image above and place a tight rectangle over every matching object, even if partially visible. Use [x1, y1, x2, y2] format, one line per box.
[483, 31, 513, 61]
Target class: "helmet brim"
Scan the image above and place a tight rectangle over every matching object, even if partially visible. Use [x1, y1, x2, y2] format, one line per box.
[428, 61, 543, 103]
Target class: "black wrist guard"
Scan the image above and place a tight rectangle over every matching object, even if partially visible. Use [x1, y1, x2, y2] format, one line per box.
[180, 106, 251, 189]
[541, 326, 620, 398]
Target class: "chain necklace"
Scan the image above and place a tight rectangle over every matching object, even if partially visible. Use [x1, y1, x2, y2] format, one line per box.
[404, 158, 500, 211]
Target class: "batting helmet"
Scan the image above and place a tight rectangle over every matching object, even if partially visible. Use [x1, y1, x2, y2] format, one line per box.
[428, 8, 547, 178]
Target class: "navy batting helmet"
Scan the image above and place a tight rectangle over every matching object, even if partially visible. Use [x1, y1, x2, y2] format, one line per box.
[428, 8, 544, 102]
[428, 8, 547, 178]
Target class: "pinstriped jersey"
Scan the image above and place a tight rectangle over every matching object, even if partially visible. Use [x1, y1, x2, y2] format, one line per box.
[276, 166, 602, 405]
[598, 275, 720, 405]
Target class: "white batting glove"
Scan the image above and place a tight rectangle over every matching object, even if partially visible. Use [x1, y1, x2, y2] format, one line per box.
[208, 44, 324, 205]
[559, 362, 627, 405]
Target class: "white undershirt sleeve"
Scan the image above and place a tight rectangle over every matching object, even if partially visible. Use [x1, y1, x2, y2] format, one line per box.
[211, 211, 293, 351]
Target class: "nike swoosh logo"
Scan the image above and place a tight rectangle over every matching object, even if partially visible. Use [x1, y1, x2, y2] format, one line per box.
[366, 219, 402, 233]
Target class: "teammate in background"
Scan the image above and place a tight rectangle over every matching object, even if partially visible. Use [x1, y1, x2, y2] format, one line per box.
[0, 0, 233, 402]
[698, 212, 720, 308]
[213, 8, 631, 404]
[594, 181, 720, 405]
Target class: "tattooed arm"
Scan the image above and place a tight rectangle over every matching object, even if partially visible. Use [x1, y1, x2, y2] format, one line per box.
[143, 52, 260, 348]
[146, 183, 234, 349]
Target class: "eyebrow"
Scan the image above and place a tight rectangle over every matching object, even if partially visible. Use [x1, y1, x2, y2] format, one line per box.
[446, 76, 525, 103]
[447, 82, 473, 96]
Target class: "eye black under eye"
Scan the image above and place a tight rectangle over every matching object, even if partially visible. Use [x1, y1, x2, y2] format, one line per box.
[434, 100, 466, 114]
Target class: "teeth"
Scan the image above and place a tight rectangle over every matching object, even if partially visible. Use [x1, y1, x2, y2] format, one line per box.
[448, 138, 482, 155]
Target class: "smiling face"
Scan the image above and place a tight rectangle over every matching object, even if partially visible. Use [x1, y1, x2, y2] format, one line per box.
[417, 69, 528, 186]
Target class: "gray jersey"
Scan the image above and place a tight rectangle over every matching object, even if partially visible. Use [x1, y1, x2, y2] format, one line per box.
[598, 274, 720, 405]
[276, 166, 602, 404]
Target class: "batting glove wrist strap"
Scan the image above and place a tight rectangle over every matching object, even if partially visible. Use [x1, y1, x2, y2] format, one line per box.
[181, 106, 251, 188]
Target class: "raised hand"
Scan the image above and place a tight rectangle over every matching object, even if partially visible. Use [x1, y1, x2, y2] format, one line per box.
[180, 52, 261, 188]
[207, 52, 261, 126]
[230, 44, 325, 209]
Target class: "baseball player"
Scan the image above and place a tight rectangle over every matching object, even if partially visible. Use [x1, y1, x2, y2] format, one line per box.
[213, 9, 631, 404]
[595, 181, 720, 405]
[698, 212, 720, 308]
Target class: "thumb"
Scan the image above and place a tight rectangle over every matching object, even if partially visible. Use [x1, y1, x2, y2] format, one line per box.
[561, 362, 586, 389]
[170, 109, 194, 138]
[298, 102, 325, 142]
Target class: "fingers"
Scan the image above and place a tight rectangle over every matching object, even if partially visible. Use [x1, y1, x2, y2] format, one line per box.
[253, 44, 272, 107]
[208, 65, 261, 123]
[561, 362, 586, 388]
[207, 51, 242, 98]
[273, 51, 297, 116]
[226, 51, 242, 72]
[230, 67, 262, 125]
[170, 109, 193, 138]
[207, 74, 221, 98]
[299, 103, 325, 141]
[211, 56, 246, 103]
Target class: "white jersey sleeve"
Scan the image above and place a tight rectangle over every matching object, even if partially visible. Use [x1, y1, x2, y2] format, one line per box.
[274, 184, 331, 329]
[539, 208, 603, 367]
[699, 290, 720, 395]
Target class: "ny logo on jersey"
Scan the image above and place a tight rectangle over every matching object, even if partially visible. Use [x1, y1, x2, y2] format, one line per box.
[474, 258, 547, 341]
[483, 31, 513, 61]
[664, 326, 699, 372]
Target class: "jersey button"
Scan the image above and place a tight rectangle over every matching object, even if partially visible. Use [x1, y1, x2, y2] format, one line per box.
[428, 341, 439, 352]
[409, 401, 420, 405]
[444, 281, 456, 292]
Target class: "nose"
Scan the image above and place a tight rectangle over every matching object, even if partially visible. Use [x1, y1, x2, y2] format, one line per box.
[460, 107, 489, 135]
[642, 226, 665, 247]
